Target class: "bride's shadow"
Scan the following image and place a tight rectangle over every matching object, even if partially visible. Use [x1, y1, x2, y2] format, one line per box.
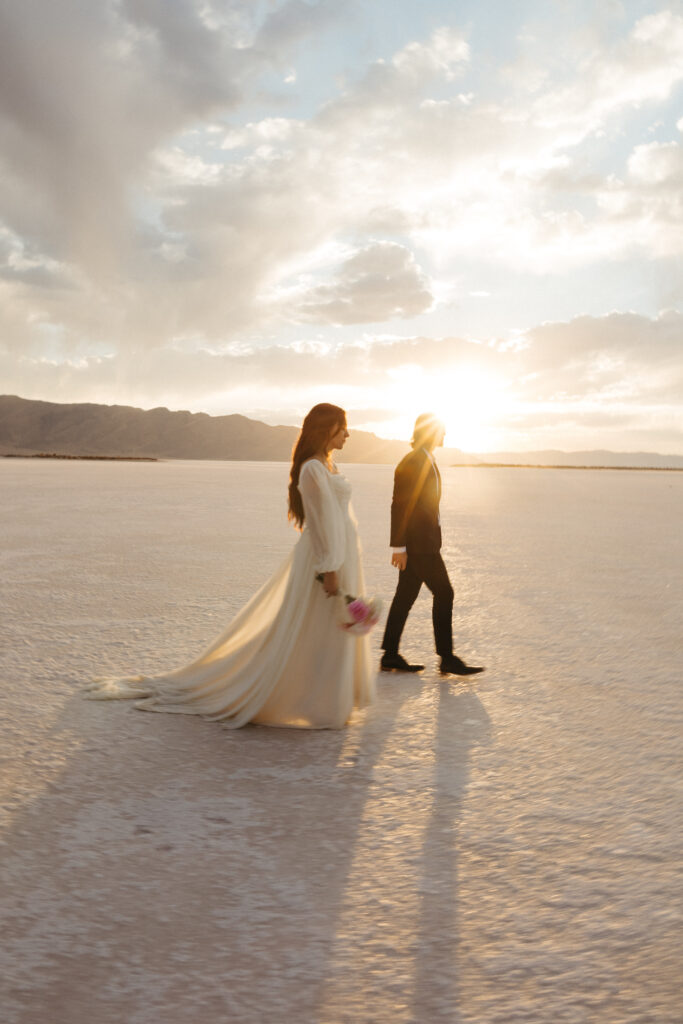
[1, 672, 489, 1024]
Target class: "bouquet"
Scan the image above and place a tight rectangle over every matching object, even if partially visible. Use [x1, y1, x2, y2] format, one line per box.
[315, 574, 382, 635]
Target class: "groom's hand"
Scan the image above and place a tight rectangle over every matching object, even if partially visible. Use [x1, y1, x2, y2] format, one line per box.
[391, 552, 407, 571]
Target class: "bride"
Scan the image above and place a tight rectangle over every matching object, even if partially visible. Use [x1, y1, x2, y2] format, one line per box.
[85, 404, 375, 729]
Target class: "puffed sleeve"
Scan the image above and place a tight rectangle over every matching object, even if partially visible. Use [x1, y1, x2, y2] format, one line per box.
[299, 460, 346, 573]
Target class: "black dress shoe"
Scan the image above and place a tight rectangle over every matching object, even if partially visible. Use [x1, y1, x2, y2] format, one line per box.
[380, 653, 424, 673]
[439, 655, 485, 676]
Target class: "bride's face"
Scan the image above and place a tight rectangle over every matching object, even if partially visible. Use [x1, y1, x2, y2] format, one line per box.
[327, 422, 349, 452]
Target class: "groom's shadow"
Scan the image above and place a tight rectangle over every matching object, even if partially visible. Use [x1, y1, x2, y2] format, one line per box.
[301, 674, 491, 1022]
[411, 683, 491, 1022]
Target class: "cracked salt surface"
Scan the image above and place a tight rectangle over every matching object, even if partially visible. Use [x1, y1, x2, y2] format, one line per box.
[1, 459, 681, 1023]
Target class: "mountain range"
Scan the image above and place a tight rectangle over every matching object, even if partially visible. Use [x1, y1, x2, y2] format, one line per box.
[1, 395, 682, 468]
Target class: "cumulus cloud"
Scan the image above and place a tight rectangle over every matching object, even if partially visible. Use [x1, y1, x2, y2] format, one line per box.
[391, 26, 470, 82]
[532, 10, 683, 137]
[524, 310, 682, 370]
[281, 242, 433, 324]
[0, 3, 217, 268]
[628, 140, 683, 185]
[0, 0, 338, 273]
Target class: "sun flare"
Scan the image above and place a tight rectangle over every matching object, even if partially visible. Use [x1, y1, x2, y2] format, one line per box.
[374, 366, 510, 454]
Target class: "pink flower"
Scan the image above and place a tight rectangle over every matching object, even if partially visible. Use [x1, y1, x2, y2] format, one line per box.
[341, 596, 381, 634]
[314, 573, 382, 636]
[347, 598, 370, 622]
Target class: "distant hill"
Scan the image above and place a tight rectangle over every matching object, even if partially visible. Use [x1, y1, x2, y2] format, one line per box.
[0, 395, 421, 464]
[1, 395, 682, 468]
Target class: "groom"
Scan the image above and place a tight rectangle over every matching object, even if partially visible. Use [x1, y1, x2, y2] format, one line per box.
[380, 413, 484, 677]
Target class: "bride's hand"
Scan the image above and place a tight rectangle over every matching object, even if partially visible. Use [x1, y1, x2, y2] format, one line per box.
[322, 571, 339, 596]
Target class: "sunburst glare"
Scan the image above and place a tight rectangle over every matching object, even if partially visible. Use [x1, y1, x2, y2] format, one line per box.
[372, 366, 511, 454]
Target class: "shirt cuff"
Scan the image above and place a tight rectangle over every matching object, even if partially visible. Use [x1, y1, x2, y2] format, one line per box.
[392, 547, 407, 553]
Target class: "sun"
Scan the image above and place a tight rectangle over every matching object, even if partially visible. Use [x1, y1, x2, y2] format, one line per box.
[430, 368, 508, 453]
[379, 365, 509, 453]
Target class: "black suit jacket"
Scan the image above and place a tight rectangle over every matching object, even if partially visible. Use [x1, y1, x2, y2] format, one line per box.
[390, 447, 442, 554]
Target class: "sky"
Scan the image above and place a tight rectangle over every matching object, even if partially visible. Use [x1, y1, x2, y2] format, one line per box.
[0, 0, 682, 454]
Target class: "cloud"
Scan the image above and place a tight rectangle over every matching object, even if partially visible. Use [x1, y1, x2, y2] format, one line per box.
[588, 138, 683, 259]
[2, 310, 680, 452]
[280, 242, 434, 324]
[2, 5, 682, 344]
[628, 140, 683, 185]
[255, 0, 347, 51]
[391, 26, 470, 82]
[0, 0, 337, 276]
[531, 10, 683, 137]
[521, 309, 683, 386]
[0, 4, 681, 454]
[0, 2, 224, 267]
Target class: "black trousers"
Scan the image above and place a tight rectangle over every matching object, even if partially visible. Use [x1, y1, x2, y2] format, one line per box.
[381, 552, 454, 658]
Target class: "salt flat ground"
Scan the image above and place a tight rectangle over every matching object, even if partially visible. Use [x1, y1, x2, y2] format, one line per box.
[1, 459, 681, 1024]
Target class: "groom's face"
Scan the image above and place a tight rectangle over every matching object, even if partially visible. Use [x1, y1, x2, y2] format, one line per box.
[425, 425, 445, 449]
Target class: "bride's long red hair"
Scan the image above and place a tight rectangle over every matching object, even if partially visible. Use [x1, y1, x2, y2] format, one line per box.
[288, 403, 347, 528]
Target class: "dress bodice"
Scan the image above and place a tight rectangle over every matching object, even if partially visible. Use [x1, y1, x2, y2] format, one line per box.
[328, 470, 352, 510]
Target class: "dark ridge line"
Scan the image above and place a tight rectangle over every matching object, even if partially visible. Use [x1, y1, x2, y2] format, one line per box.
[3, 453, 159, 462]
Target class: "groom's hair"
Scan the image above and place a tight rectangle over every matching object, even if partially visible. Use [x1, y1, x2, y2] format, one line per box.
[411, 413, 444, 449]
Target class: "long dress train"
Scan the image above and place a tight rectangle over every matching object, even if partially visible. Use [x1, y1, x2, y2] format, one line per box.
[85, 459, 375, 729]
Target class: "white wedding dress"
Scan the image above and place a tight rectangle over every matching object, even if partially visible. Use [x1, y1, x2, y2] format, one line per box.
[85, 459, 375, 729]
